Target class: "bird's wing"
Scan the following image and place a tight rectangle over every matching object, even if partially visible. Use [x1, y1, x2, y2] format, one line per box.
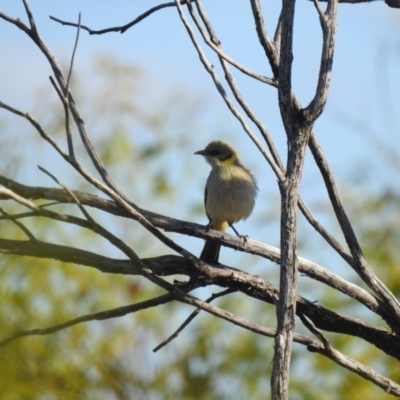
[204, 186, 211, 222]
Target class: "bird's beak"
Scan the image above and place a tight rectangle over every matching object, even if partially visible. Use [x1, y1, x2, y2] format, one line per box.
[194, 149, 206, 155]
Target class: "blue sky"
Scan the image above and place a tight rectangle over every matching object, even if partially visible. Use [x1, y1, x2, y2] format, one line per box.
[1, 1, 398, 180]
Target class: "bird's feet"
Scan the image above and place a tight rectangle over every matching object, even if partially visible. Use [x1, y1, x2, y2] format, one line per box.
[229, 224, 248, 245]
[238, 234, 249, 245]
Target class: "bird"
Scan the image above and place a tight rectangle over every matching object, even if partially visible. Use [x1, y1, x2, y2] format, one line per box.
[194, 140, 258, 263]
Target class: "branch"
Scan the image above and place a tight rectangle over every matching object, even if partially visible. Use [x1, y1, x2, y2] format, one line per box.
[302, 0, 338, 122]
[172, 285, 400, 400]
[1, 236, 398, 361]
[0, 292, 178, 346]
[153, 288, 237, 352]
[245, 2, 359, 278]
[191, 0, 283, 175]
[271, 0, 305, 397]
[173, 0, 281, 179]
[0, 207, 36, 241]
[1, 82, 204, 278]
[1, 176, 391, 325]
[187, 2, 277, 87]
[62, 12, 81, 159]
[13, 5, 213, 276]
[49, 1, 195, 35]
[308, 133, 400, 333]
[249, 0, 280, 77]
[314, 0, 399, 8]
[191, 3, 355, 282]
[300, 314, 400, 397]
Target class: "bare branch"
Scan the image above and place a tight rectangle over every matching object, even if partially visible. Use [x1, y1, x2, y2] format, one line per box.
[173, 1, 282, 182]
[0, 100, 70, 159]
[22, 0, 37, 35]
[301, 314, 400, 397]
[187, 2, 277, 87]
[63, 12, 81, 158]
[66, 12, 80, 92]
[1, 235, 398, 361]
[302, 0, 338, 122]
[0, 176, 388, 322]
[271, 1, 306, 397]
[277, 1, 296, 125]
[48, 76, 75, 159]
[0, 100, 202, 274]
[192, 1, 283, 174]
[313, 0, 399, 8]
[153, 288, 237, 352]
[50, 1, 196, 35]
[297, 196, 353, 265]
[0, 207, 36, 241]
[249, 0, 280, 77]
[38, 165, 95, 224]
[308, 133, 400, 333]
[0, 292, 177, 347]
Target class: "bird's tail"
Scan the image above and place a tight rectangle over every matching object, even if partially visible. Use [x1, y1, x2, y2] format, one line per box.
[200, 238, 221, 263]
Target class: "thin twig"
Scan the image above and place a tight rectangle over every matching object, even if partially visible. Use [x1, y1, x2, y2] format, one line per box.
[50, 2, 195, 35]
[38, 165, 94, 223]
[48, 76, 75, 159]
[22, 0, 37, 35]
[249, 0, 280, 77]
[153, 288, 236, 352]
[66, 13, 81, 92]
[302, 0, 338, 122]
[0, 207, 36, 241]
[63, 12, 81, 158]
[0, 292, 179, 346]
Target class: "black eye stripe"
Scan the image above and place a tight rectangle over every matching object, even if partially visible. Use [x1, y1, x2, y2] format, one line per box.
[220, 152, 232, 161]
[207, 147, 233, 160]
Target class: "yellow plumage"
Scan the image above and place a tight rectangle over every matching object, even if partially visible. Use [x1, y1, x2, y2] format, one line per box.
[194, 140, 258, 262]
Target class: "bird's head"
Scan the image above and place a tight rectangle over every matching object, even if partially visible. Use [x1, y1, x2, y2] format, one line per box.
[194, 140, 239, 167]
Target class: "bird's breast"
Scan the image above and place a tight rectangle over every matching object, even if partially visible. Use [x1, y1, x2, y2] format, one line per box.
[205, 165, 257, 224]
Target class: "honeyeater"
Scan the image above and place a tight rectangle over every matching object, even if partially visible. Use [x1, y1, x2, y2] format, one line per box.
[194, 140, 258, 262]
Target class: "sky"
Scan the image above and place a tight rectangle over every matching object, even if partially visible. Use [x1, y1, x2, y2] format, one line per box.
[1, 1, 399, 178]
[0, 1, 399, 272]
